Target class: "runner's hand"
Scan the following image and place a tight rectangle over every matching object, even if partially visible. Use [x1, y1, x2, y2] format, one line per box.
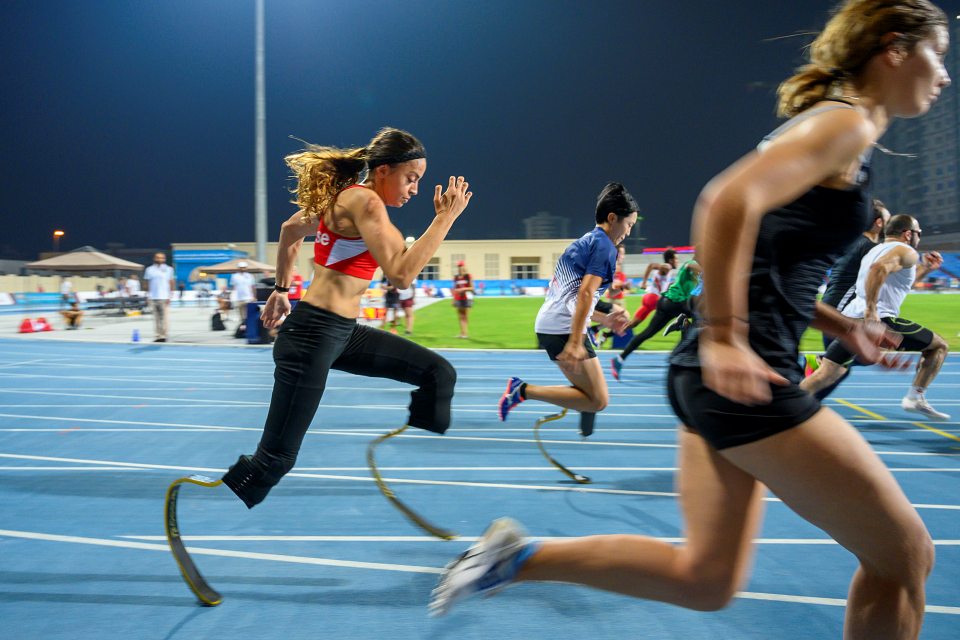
[838, 319, 911, 370]
[261, 291, 291, 329]
[699, 334, 788, 405]
[433, 176, 473, 223]
[600, 307, 631, 335]
[922, 251, 943, 270]
[556, 340, 588, 375]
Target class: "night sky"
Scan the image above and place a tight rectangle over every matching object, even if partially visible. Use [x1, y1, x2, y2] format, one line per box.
[3, 1, 959, 260]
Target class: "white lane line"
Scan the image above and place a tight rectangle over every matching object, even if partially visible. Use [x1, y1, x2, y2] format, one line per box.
[1, 421, 958, 435]
[0, 453, 223, 473]
[0, 466, 144, 471]
[0, 429, 234, 433]
[0, 416, 678, 447]
[0, 528, 956, 614]
[0, 414, 252, 431]
[0, 401, 668, 418]
[3, 463, 958, 473]
[0, 389, 267, 405]
[2, 361, 567, 375]
[0, 351, 274, 364]
[0, 347, 952, 366]
[119, 535, 960, 546]
[0, 529, 438, 574]
[0, 405, 265, 409]
[3, 453, 959, 510]
[4, 413, 958, 434]
[2, 416, 960, 455]
[735, 591, 960, 615]
[0, 387, 679, 398]
[0, 372, 256, 387]
[19, 401, 937, 410]
[0, 359, 46, 369]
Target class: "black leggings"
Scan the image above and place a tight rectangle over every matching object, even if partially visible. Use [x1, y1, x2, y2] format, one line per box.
[620, 297, 690, 360]
[223, 301, 456, 508]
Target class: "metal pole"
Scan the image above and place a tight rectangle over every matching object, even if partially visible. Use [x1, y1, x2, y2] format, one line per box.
[254, 0, 268, 263]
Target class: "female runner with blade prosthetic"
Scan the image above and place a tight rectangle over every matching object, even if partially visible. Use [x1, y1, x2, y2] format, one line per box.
[164, 127, 472, 603]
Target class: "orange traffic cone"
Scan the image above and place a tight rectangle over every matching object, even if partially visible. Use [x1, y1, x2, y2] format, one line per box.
[18, 318, 34, 333]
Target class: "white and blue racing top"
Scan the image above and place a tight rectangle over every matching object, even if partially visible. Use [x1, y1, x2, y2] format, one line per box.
[535, 227, 618, 335]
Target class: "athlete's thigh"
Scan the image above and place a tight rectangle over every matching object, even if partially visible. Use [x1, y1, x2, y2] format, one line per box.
[557, 354, 607, 402]
[883, 317, 935, 352]
[677, 428, 765, 580]
[720, 407, 928, 569]
[333, 324, 447, 384]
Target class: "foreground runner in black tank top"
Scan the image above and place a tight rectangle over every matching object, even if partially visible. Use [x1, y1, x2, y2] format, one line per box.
[430, 3, 949, 635]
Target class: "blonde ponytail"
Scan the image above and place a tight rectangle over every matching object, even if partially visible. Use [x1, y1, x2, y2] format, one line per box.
[777, 64, 841, 118]
[284, 146, 367, 222]
[776, 0, 947, 118]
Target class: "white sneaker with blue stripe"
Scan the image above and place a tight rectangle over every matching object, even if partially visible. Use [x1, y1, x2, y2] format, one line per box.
[429, 518, 530, 617]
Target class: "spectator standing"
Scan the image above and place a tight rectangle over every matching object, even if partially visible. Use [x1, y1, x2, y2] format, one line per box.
[229, 262, 256, 324]
[60, 277, 73, 307]
[143, 252, 175, 342]
[397, 279, 417, 335]
[126, 274, 142, 298]
[381, 277, 401, 331]
[452, 260, 473, 339]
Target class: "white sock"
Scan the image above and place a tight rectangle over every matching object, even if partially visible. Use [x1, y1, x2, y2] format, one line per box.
[906, 387, 925, 401]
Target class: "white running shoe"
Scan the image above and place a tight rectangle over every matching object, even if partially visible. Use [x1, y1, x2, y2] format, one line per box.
[429, 518, 529, 617]
[901, 395, 950, 421]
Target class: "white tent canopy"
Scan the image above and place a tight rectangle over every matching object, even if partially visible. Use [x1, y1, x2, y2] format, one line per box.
[26, 246, 144, 273]
[197, 257, 275, 274]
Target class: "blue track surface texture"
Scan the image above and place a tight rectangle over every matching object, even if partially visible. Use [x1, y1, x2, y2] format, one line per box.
[0, 338, 957, 639]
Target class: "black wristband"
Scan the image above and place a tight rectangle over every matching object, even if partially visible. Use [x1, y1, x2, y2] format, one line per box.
[594, 300, 613, 313]
[274, 284, 290, 293]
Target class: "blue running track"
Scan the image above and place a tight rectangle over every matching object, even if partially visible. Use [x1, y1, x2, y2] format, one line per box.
[0, 338, 957, 639]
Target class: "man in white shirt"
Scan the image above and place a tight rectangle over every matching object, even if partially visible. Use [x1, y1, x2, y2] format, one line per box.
[60, 277, 73, 307]
[229, 262, 256, 323]
[125, 274, 142, 297]
[801, 215, 949, 419]
[143, 252, 175, 342]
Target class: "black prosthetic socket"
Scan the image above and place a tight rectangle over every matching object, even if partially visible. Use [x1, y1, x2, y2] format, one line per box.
[579, 412, 596, 437]
[405, 356, 456, 434]
[221, 448, 296, 509]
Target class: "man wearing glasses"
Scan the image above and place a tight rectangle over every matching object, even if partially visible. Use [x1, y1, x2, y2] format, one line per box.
[801, 215, 950, 419]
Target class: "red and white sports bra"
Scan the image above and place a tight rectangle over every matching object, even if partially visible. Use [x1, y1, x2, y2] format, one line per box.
[313, 185, 379, 280]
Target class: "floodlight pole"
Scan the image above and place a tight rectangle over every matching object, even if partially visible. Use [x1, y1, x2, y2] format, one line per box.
[254, 0, 267, 263]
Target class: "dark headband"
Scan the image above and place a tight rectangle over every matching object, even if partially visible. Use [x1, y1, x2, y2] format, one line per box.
[366, 149, 426, 169]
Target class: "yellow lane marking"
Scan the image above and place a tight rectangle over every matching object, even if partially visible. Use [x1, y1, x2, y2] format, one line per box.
[833, 398, 960, 444]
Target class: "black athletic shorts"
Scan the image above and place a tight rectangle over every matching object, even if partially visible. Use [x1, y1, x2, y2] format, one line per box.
[594, 299, 613, 314]
[667, 365, 822, 450]
[536, 332, 597, 361]
[824, 316, 936, 366]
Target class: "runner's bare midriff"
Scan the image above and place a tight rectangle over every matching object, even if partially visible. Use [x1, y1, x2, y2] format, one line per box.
[301, 264, 371, 319]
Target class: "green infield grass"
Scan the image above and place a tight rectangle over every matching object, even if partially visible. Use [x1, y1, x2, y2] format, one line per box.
[399, 293, 960, 352]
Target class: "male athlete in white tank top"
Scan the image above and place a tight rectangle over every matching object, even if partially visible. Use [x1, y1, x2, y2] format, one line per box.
[802, 214, 950, 419]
